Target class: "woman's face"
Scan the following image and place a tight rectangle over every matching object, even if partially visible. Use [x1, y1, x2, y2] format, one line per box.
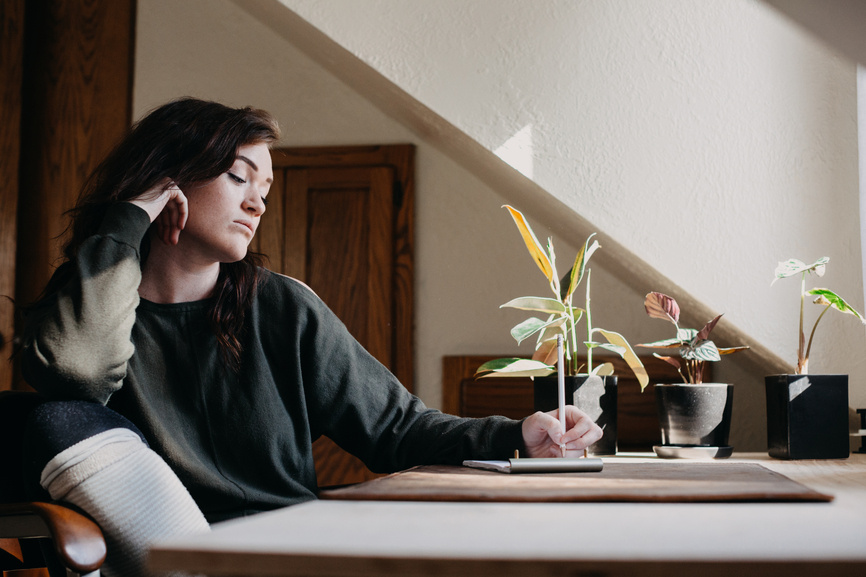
[180, 142, 273, 264]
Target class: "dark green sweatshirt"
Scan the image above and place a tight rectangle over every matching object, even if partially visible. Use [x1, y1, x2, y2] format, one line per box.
[22, 202, 525, 523]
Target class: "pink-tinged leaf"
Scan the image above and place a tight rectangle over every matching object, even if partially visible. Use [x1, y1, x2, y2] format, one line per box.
[503, 205, 555, 284]
[697, 314, 723, 341]
[644, 292, 680, 324]
[653, 354, 682, 371]
[533, 338, 559, 366]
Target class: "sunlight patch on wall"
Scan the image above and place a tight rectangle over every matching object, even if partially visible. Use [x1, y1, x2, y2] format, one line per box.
[494, 124, 534, 179]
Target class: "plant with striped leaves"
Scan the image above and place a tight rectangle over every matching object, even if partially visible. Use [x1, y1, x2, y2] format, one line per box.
[474, 205, 648, 390]
[772, 257, 865, 375]
[637, 292, 749, 384]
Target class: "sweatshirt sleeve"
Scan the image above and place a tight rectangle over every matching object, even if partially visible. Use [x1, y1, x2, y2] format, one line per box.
[21, 203, 152, 404]
[295, 285, 527, 471]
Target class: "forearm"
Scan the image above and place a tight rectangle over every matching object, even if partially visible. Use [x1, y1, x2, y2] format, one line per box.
[22, 203, 151, 403]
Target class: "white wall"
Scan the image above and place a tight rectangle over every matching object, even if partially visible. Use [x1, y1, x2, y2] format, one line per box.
[277, 0, 866, 443]
[135, 0, 864, 451]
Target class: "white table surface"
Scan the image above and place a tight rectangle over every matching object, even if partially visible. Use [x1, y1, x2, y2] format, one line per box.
[148, 453, 866, 577]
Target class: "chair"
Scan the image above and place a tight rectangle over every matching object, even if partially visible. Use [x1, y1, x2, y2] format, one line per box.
[0, 390, 106, 577]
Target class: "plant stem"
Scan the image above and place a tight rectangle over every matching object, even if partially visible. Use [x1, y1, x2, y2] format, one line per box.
[585, 268, 593, 374]
[803, 303, 832, 374]
[798, 272, 806, 374]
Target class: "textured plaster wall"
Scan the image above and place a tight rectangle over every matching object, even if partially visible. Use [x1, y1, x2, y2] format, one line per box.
[134, 0, 864, 452]
[279, 0, 866, 448]
[132, 0, 564, 423]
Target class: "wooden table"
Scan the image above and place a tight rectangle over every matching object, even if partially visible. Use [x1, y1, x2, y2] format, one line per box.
[148, 454, 866, 577]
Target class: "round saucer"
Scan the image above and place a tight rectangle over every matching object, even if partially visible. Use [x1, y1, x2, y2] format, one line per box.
[653, 445, 733, 459]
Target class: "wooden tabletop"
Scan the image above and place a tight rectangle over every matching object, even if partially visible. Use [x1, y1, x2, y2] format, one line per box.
[148, 453, 866, 577]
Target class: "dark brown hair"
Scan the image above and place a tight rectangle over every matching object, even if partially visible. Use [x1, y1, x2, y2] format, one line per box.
[47, 97, 281, 370]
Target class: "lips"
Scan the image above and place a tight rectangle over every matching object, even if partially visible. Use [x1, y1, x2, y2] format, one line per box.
[234, 220, 254, 234]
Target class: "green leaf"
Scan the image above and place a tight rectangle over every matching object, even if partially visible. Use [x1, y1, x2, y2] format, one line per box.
[595, 328, 650, 391]
[475, 358, 555, 378]
[503, 205, 555, 284]
[772, 257, 829, 283]
[590, 342, 627, 356]
[564, 233, 599, 300]
[500, 297, 566, 315]
[808, 288, 866, 322]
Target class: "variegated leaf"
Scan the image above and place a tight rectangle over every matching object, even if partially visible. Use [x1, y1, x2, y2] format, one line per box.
[592, 362, 616, 376]
[636, 337, 683, 349]
[503, 205, 555, 284]
[772, 257, 829, 284]
[677, 328, 698, 343]
[565, 233, 599, 300]
[595, 328, 650, 391]
[644, 292, 680, 324]
[682, 340, 720, 362]
[500, 296, 566, 315]
[475, 358, 555, 379]
[808, 288, 866, 323]
[510, 317, 551, 345]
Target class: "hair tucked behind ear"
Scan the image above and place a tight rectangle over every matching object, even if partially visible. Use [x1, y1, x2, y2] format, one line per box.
[42, 97, 281, 371]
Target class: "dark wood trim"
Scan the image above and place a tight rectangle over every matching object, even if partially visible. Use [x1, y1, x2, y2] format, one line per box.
[0, 0, 25, 392]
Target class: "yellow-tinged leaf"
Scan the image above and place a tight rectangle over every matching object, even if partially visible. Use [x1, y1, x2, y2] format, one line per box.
[593, 362, 615, 376]
[596, 328, 650, 391]
[503, 205, 554, 283]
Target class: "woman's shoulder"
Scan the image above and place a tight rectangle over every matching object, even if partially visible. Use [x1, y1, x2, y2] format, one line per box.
[255, 268, 327, 311]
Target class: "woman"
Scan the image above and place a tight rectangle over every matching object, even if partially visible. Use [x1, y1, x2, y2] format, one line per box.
[21, 98, 602, 576]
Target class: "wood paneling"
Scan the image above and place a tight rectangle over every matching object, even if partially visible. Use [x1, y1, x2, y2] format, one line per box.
[0, 0, 25, 392]
[15, 0, 135, 310]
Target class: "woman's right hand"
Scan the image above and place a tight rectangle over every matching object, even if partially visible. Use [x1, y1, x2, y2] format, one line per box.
[129, 179, 188, 246]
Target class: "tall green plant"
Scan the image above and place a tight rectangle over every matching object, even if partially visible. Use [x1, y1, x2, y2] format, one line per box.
[475, 206, 648, 390]
[772, 257, 865, 374]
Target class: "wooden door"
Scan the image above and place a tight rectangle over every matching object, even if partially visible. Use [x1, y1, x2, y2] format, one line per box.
[253, 145, 414, 488]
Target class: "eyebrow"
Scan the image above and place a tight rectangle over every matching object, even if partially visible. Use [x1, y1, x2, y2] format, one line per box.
[237, 155, 274, 184]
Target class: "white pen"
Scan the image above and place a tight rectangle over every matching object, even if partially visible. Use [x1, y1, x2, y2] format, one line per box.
[557, 334, 566, 458]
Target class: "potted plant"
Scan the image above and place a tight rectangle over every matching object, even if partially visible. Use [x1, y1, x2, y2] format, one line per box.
[767, 257, 864, 459]
[474, 205, 648, 455]
[637, 292, 748, 458]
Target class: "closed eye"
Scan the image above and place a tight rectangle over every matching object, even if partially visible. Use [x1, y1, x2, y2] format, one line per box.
[228, 172, 246, 184]
[261, 196, 270, 207]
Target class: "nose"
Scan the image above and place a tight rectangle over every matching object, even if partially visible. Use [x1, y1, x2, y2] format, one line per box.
[243, 190, 266, 217]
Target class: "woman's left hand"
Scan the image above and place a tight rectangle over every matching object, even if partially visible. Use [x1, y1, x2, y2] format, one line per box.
[521, 406, 603, 458]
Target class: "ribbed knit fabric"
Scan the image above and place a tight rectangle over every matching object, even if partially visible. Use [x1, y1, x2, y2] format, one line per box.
[41, 429, 210, 577]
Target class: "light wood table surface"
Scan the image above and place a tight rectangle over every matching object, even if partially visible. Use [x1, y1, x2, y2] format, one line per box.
[148, 453, 866, 577]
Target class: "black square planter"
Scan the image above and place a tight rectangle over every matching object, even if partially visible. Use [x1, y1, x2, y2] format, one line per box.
[534, 375, 617, 455]
[765, 374, 849, 460]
